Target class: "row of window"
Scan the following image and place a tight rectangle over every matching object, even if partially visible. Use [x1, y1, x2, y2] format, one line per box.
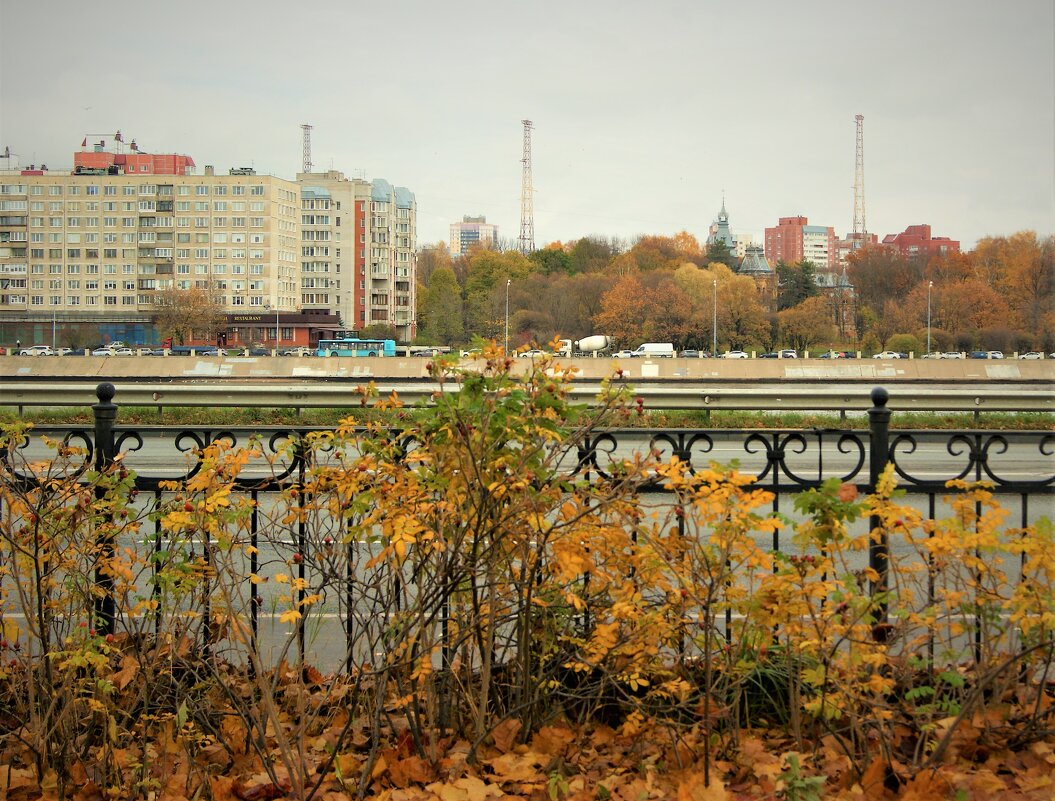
[7, 184, 271, 197]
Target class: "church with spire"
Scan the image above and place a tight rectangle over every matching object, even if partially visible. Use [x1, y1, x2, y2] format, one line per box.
[706, 195, 736, 253]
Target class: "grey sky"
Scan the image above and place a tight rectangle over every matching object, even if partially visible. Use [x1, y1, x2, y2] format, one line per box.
[2, 0, 1052, 250]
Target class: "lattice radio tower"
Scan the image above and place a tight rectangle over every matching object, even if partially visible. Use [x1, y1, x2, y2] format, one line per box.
[301, 124, 313, 174]
[518, 119, 535, 255]
[853, 114, 866, 237]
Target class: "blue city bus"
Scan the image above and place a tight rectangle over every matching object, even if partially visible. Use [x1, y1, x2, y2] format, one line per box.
[316, 337, 396, 357]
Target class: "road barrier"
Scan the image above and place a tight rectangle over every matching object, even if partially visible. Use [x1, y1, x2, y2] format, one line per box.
[1, 378, 1052, 416]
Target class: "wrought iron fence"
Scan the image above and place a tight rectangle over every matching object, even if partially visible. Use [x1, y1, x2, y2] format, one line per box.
[3, 382, 1053, 667]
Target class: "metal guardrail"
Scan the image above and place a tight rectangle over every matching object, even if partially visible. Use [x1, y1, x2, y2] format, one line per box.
[1, 379, 1053, 415]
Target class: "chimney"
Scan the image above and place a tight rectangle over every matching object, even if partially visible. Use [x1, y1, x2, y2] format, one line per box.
[205, 165, 214, 176]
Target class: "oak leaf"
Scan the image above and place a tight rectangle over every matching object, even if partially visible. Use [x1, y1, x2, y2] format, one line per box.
[389, 755, 433, 787]
[530, 725, 574, 756]
[676, 772, 728, 801]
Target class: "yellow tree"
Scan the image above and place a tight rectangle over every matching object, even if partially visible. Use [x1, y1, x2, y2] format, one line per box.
[777, 296, 837, 352]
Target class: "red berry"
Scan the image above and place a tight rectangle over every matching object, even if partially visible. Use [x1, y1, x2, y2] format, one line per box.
[184, 502, 193, 512]
[0, 640, 8, 649]
[105, 634, 115, 644]
[292, 553, 303, 564]
[89, 629, 96, 637]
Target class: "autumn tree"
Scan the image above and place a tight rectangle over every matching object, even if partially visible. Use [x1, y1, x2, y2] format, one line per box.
[568, 236, 622, 273]
[416, 242, 453, 286]
[777, 295, 836, 352]
[593, 272, 696, 347]
[719, 274, 769, 351]
[151, 287, 226, 345]
[419, 267, 464, 345]
[463, 249, 533, 338]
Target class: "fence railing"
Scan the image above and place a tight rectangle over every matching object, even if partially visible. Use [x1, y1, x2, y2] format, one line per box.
[4, 382, 1053, 664]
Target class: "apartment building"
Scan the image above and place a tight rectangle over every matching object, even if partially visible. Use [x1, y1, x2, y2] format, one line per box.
[450, 215, 498, 257]
[763, 216, 837, 269]
[296, 171, 416, 342]
[1, 141, 417, 345]
[0, 167, 300, 340]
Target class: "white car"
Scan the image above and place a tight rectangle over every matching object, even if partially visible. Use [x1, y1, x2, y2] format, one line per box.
[55, 347, 75, 356]
[612, 349, 635, 359]
[92, 347, 115, 356]
[19, 345, 54, 356]
[921, 352, 943, 359]
[872, 351, 902, 359]
[721, 350, 749, 359]
[517, 348, 548, 359]
[1018, 352, 1042, 360]
[113, 347, 134, 356]
[987, 351, 1005, 359]
[942, 352, 965, 359]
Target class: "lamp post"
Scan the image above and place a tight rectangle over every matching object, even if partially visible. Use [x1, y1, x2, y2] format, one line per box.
[926, 281, 933, 355]
[504, 278, 511, 356]
[712, 278, 718, 357]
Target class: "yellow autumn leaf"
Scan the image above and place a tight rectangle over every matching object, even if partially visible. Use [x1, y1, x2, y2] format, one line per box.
[279, 609, 302, 624]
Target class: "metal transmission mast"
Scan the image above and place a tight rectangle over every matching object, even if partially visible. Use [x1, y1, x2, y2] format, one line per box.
[301, 124, 313, 174]
[518, 119, 535, 255]
[853, 114, 866, 237]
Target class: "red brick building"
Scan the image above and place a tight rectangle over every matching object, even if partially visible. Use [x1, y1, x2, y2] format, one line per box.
[881, 224, 959, 259]
[764, 216, 837, 268]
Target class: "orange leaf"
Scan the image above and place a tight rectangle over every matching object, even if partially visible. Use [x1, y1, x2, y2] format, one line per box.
[530, 725, 574, 756]
[491, 718, 523, 753]
[676, 772, 728, 801]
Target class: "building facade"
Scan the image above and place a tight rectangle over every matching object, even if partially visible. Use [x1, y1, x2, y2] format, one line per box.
[450, 215, 498, 257]
[881, 224, 959, 259]
[1, 142, 417, 346]
[764, 216, 837, 269]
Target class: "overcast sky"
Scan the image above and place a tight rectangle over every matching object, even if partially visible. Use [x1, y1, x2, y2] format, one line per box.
[1, 0, 1052, 251]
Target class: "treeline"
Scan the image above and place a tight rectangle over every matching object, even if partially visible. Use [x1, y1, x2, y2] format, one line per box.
[411, 230, 1054, 354]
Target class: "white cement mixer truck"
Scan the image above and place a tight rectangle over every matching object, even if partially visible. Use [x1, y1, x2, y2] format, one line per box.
[557, 335, 613, 357]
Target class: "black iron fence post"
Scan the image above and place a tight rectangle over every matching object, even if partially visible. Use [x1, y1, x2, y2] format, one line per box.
[92, 382, 118, 635]
[867, 386, 891, 621]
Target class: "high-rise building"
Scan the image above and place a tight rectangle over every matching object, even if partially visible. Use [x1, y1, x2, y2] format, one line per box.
[450, 215, 498, 257]
[881, 224, 959, 259]
[764, 216, 837, 269]
[295, 170, 417, 342]
[0, 161, 300, 344]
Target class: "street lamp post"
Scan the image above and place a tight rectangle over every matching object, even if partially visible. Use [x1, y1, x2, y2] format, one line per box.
[712, 278, 718, 357]
[504, 278, 511, 356]
[926, 281, 933, 355]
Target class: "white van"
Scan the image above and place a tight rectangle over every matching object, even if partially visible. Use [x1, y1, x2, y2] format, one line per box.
[631, 342, 675, 358]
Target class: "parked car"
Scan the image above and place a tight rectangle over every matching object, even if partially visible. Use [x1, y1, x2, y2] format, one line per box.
[91, 347, 115, 356]
[243, 346, 271, 356]
[988, 351, 1005, 359]
[517, 348, 548, 359]
[54, 347, 75, 356]
[759, 352, 779, 359]
[20, 345, 54, 356]
[112, 347, 134, 356]
[817, 350, 843, 359]
[780, 349, 797, 359]
[280, 346, 314, 357]
[942, 351, 964, 359]
[678, 349, 701, 358]
[872, 351, 902, 359]
[1018, 352, 1042, 360]
[721, 350, 749, 359]
[612, 349, 635, 359]
[140, 348, 167, 356]
[922, 352, 943, 359]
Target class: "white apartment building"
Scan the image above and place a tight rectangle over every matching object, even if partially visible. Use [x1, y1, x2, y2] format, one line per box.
[0, 169, 300, 323]
[297, 171, 417, 342]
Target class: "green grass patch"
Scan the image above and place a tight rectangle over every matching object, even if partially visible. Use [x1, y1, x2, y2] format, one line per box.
[2, 404, 1051, 431]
